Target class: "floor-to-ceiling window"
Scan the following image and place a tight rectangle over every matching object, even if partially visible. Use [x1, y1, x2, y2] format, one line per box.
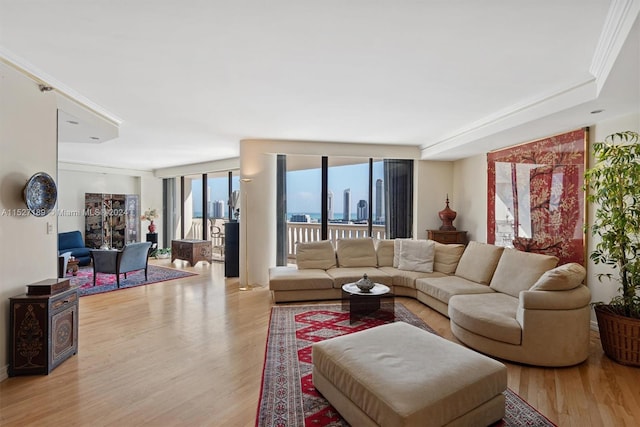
[279, 155, 411, 264]
[163, 170, 239, 260]
[285, 155, 322, 260]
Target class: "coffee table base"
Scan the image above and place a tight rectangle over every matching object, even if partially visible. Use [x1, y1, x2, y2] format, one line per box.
[342, 290, 394, 324]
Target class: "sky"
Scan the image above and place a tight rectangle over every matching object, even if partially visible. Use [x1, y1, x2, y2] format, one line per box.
[190, 161, 384, 217]
[288, 161, 384, 215]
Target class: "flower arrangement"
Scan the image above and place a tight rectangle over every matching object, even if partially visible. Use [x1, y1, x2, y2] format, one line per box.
[141, 208, 159, 222]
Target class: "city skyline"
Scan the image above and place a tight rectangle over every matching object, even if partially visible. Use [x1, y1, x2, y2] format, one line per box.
[190, 162, 385, 219]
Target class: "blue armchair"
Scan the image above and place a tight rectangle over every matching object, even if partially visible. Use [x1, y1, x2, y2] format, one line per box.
[90, 242, 152, 287]
[58, 230, 91, 266]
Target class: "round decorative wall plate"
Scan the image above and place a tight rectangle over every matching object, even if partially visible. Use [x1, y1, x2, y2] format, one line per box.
[23, 172, 57, 217]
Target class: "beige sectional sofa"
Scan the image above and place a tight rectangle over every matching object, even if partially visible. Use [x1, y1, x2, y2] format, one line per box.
[269, 238, 591, 367]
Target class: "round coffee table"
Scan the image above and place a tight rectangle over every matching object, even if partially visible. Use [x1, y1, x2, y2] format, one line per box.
[341, 283, 393, 323]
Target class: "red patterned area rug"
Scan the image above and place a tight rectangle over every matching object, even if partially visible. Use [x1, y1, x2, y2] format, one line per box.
[256, 304, 556, 427]
[68, 265, 197, 297]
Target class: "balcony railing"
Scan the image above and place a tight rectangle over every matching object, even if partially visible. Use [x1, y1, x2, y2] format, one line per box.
[186, 218, 386, 262]
[287, 222, 386, 260]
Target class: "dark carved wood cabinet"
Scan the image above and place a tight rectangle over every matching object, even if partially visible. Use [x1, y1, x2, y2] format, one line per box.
[427, 230, 468, 245]
[171, 239, 212, 266]
[9, 285, 79, 376]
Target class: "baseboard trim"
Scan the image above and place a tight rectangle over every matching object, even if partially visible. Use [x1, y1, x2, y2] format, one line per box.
[0, 364, 9, 382]
[591, 319, 600, 332]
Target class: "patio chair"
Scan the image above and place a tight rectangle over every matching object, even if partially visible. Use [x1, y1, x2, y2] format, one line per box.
[90, 242, 152, 287]
[211, 222, 225, 259]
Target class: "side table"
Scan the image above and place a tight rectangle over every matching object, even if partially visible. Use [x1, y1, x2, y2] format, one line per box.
[66, 258, 80, 276]
[146, 232, 158, 257]
[427, 230, 468, 245]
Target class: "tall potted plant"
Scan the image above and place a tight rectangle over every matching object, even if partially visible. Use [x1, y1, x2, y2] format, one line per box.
[584, 130, 640, 366]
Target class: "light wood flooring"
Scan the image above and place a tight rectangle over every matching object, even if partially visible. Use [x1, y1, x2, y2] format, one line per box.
[1, 260, 639, 426]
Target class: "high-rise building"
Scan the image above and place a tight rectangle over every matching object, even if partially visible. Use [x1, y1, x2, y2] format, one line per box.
[357, 199, 368, 221]
[210, 200, 225, 218]
[327, 190, 334, 220]
[343, 189, 351, 222]
[375, 179, 384, 221]
[290, 214, 312, 223]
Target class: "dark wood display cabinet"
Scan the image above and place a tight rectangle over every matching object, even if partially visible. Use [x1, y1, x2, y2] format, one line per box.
[9, 279, 79, 376]
[171, 239, 212, 266]
[427, 230, 468, 245]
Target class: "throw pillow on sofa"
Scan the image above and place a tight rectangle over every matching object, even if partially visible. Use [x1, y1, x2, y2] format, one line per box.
[296, 240, 336, 270]
[393, 238, 411, 267]
[397, 239, 435, 273]
[336, 238, 377, 267]
[530, 262, 586, 291]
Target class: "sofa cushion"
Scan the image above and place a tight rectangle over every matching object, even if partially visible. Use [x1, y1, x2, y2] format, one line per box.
[269, 267, 334, 291]
[375, 240, 395, 267]
[433, 242, 466, 274]
[449, 293, 522, 345]
[530, 262, 586, 291]
[378, 266, 447, 289]
[398, 239, 435, 273]
[416, 276, 496, 304]
[489, 249, 559, 298]
[454, 241, 504, 285]
[326, 267, 393, 288]
[296, 240, 336, 270]
[336, 238, 377, 267]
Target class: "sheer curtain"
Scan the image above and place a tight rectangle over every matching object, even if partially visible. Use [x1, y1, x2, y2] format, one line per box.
[384, 159, 414, 238]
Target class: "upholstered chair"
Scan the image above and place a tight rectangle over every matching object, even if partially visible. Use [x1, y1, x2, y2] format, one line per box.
[90, 242, 152, 287]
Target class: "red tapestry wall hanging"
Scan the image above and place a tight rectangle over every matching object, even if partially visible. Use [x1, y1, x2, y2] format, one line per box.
[487, 128, 587, 266]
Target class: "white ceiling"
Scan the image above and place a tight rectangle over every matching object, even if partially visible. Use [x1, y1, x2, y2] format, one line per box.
[1, 1, 639, 171]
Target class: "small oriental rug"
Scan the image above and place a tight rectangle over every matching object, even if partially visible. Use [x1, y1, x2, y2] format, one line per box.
[256, 303, 556, 427]
[68, 265, 197, 297]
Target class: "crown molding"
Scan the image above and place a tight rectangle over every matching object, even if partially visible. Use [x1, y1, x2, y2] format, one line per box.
[0, 47, 123, 127]
[590, 0, 640, 94]
[58, 161, 155, 177]
[420, 78, 597, 159]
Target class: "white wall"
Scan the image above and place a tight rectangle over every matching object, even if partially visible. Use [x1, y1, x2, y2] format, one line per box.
[58, 163, 164, 247]
[586, 113, 640, 324]
[452, 154, 487, 242]
[415, 160, 455, 238]
[0, 62, 58, 379]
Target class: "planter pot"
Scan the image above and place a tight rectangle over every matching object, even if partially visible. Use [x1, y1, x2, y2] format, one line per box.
[594, 304, 640, 366]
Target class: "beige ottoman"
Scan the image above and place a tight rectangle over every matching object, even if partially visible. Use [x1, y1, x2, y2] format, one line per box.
[312, 322, 507, 427]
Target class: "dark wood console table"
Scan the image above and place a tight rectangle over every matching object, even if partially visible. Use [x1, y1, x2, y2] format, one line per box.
[171, 239, 212, 266]
[427, 230, 468, 245]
